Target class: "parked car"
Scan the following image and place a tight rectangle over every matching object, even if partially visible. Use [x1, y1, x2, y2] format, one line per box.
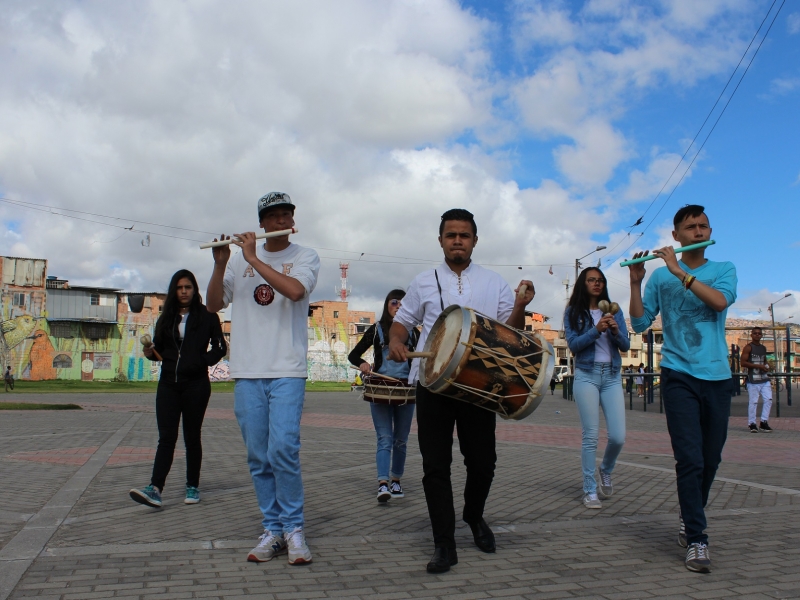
[552, 365, 571, 383]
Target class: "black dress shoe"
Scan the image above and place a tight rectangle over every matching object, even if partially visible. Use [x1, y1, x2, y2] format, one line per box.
[468, 518, 496, 553]
[426, 547, 458, 573]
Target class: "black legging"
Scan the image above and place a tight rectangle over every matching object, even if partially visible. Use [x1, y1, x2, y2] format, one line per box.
[151, 378, 211, 490]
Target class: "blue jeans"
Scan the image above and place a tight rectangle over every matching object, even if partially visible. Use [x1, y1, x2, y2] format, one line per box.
[574, 363, 626, 494]
[370, 403, 415, 481]
[661, 367, 731, 546]
[234, 378, 306, 534]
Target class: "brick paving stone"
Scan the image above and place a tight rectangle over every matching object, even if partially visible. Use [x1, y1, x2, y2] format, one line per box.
[2, 392, 800, 599]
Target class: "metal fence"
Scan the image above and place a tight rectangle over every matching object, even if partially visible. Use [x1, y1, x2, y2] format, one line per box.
[562, 372, 800, 416]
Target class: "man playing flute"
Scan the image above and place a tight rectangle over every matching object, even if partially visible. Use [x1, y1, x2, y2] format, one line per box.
[627, 204, 737, 573]
[207, 192, 320, 566]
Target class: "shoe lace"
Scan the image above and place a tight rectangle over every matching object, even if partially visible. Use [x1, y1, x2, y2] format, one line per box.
[688, 543, 709, 560]
[285, 528, 305, 550]
[390, 482, 401, 491]
[257, 530, 279, 548]
[600, 471, 612, 487]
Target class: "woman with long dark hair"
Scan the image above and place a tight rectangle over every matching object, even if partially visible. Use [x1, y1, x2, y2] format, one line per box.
[564, 267, 630, 510]
[348, 289, 419, 502]
[130, 269, 227, 508]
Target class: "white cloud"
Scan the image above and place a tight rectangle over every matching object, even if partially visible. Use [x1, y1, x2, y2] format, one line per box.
[788, 12, 800, 34]
[0, 0, 773, 326]
[512, 1, 577, 49]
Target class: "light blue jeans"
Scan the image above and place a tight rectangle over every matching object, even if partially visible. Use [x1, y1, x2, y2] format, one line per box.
[574, 363, 626, 494]
[234, 378, 306, 534]
[369, 403, 415, 481]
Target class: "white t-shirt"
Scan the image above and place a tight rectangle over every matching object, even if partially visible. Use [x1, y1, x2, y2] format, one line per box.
[393, 261, 515, 384]
[590, 308, 612, 363]
[178, 313, 188, 340]
[221, 242, 320, 379]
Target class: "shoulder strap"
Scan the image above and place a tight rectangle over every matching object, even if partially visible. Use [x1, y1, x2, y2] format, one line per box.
[433, 269, 445, 311]
[375, 322, 385, 346]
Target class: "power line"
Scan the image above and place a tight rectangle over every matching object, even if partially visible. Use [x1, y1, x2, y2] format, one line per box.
[603, 0, 785, 266]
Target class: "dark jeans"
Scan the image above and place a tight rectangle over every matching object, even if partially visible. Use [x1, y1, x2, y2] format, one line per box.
[661, 367, 731, 546]
[151, 378, 211, 490]
[416, 384, 496, 549]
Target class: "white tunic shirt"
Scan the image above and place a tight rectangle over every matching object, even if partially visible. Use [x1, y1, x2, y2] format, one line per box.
[221, 242, 320, 379]
[393, 261, 515, 384]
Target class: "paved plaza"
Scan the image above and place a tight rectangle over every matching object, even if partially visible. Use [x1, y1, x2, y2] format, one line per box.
[1, 387, 799, 600]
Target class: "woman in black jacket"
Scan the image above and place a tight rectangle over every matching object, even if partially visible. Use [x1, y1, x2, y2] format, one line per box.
[348, 289, 419, 502]
[130, 269, 227, 509]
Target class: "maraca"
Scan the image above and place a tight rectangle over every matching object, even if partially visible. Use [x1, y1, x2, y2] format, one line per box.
[598, 300, 620, 315]
[140, 334, 163, 361]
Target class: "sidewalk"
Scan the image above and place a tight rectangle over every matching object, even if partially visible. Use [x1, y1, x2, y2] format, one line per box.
[1, 390, 799, 599]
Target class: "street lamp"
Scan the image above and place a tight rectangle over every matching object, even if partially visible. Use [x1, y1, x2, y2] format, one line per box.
[574, 246, 607, 284]
[768, 293, 792, 373]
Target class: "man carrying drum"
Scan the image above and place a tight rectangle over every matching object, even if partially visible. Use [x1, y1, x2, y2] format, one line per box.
[388, 208, 534, 574]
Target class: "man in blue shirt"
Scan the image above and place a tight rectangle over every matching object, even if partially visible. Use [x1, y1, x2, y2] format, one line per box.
[628, 205, 736, 574]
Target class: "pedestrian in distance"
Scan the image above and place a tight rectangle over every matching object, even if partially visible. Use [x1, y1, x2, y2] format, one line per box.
[349, 289, 420, 503]
[625, 366, 634, 395]
[636, 363, 645, 397]
[740, 327, 773, 432]
[4, 366, 14, 392]
[564, 267, 630, 510]
[130, 269, 227, 509]
[388, 208, 535, 574]
[206, 192, 320, 566]
[628, 204, 737, 574]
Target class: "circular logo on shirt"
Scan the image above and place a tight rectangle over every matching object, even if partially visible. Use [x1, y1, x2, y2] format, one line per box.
[253, 284, 275, 306]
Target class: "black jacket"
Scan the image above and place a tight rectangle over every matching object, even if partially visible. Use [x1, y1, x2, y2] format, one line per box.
[348, 322, 419, 373]
[147, 305, 227, 383]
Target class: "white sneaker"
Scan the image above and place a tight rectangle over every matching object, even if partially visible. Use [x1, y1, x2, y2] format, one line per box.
[389, 480, 404, 498]
[582, 493, 602, 509]
[247, 530, 287, 563]
[284, 527, 312, 565]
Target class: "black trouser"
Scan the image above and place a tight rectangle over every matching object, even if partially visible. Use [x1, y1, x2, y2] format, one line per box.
[661, 368, 731, 546]
[416, 384, 496, 550]
[151, 378, 211, 490]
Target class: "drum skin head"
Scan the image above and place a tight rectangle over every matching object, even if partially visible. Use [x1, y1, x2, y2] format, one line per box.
[420, 306, 473, 390]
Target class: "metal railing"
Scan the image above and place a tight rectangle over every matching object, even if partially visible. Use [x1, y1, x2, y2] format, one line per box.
[562, 372, 799, 416]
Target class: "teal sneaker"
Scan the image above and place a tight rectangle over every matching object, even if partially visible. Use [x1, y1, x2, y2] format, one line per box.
[130, 485, 162, 508]
[184, 485, 200, 504]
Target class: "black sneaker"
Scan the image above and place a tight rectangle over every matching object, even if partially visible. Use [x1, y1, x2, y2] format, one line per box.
[685, 542, 711, 573]
[759, 421, 773, 432]
[749, 423, 759, 433]
[389, 480, 404, 498]
[678, 514, 687, 548]
[377, 482, 391, 503]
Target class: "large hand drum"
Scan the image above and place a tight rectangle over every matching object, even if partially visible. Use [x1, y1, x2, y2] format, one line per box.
[419, 305, 554, 420]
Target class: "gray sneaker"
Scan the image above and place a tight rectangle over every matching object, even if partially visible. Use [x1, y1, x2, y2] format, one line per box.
[247, 530, 287, 563]
[285, 527, 312, 565]
[678, 514, 687, 548]
[598, 469, 613, 498]
[685, 542, 711, 573]
[582, 493, 602, 509]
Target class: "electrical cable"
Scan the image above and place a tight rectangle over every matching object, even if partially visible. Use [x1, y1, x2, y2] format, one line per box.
[605, 0, 786, 267]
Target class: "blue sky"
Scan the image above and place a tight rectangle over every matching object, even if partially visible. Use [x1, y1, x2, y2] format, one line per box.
[0, 1, 798, 323]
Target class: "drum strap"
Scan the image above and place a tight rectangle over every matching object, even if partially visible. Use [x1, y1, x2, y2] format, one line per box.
[433, 269, 445, 312]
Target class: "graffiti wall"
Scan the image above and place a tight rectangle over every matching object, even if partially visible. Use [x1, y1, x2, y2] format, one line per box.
[1, 317, 159, 382]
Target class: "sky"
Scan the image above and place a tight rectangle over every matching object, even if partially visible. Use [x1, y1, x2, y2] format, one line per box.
[1, 0, 798, 326]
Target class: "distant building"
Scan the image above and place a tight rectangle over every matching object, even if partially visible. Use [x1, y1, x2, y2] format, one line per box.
[307, 300, 375, 381]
